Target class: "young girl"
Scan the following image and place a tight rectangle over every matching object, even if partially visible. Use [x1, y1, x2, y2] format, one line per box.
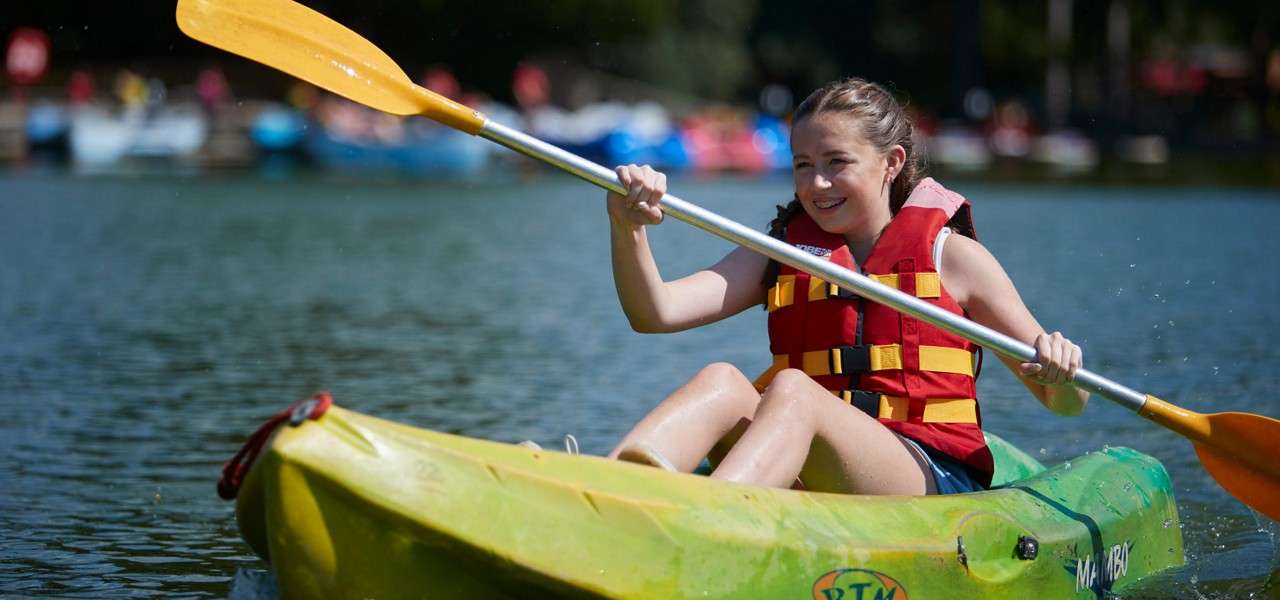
[603, 78, 1087, 495]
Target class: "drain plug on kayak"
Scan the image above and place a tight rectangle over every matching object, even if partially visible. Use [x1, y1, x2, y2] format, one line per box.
[1015, 535, 1039, 560]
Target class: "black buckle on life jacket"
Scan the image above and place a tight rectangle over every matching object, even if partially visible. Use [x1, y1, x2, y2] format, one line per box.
[832, 345, 872, 375]
[846, 389, 881, 418]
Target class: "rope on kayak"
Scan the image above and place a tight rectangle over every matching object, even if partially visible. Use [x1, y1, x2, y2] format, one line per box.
[216, 392, 333, 500]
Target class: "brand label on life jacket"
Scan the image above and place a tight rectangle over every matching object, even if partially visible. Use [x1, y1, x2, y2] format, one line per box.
[794, 243, 833, 258]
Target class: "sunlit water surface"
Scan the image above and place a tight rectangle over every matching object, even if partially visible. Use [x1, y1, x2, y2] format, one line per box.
[1, 172, 1277, 597]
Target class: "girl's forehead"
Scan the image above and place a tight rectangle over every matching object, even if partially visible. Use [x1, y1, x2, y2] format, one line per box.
[792, 113, 871, 151]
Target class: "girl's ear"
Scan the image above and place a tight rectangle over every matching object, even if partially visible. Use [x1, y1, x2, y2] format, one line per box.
[886, 145, 907, 180]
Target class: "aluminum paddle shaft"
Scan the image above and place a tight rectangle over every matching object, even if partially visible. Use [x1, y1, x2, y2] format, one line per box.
[478, 120, 1148, 414]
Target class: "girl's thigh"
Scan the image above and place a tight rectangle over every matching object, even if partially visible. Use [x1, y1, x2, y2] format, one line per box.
[782, 379, 935, 495]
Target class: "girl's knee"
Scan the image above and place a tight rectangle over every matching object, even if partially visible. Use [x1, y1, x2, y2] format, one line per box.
[696, 362, 747, 384]
[758, 369, 838, 421]
[663, 362, 758, 416]
[766, 368, 814, 395]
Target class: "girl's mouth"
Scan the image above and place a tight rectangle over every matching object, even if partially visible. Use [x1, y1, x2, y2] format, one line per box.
[813, 197, 845, 210]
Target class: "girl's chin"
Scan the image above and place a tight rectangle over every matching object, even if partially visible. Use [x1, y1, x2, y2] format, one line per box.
[812, 216, 852, 235]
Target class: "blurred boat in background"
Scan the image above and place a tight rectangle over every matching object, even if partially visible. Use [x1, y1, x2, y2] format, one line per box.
[303, 121, 488, 176]
[528, 101, 791, 173]
[8, 80, 1184, 179]
[249, 105, 306, 153]
[529, 101, 691, 170]
[681, 111, 791, 172]
[69, 104, 208, 169]
[24, 101, 69, 163]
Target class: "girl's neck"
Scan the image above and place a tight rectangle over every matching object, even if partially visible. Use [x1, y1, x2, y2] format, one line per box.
[844, 213, 892, 264]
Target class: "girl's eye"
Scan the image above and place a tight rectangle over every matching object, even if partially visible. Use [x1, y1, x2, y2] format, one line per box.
[793, 161, 812, 169]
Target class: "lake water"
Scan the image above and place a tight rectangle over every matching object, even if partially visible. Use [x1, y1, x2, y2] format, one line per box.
[1, 171, 1277, 598]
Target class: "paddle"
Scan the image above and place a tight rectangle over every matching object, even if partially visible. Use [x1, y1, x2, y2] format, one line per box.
[176, 0, 1280, 521]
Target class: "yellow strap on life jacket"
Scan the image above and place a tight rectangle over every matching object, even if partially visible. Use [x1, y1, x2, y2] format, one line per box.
[768, 272, 942, 311]
[808, 275, 829, 302]
[835, 391, 978, 424]
[766, 275, 795, 312]
[786, 344, 975, 378]
[867, 272, 942, 299]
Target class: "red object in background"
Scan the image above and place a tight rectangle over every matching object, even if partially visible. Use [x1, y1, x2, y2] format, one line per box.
[681, 113, 768, 173]
[1141, 58, 1208, 97]
[67, 70, 95, 105]
[196, 66, 231, 110]
[512, 63, 550, 109]
[6, 28, 50, 85]
[421, 67, 461, 100]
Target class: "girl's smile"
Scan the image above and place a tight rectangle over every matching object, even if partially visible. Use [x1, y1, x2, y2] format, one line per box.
[811, 196, 846, 210]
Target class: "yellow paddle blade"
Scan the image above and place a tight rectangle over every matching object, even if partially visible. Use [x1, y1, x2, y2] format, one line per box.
[176, 0, 485, 133]
[1195, 440, 1280, 522]
[1195, 411, 1280, 522]
[1142, 396, 1280, 520]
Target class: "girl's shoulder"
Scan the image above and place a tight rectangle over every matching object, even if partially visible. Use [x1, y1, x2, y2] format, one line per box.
[939, 233, 1009, 307]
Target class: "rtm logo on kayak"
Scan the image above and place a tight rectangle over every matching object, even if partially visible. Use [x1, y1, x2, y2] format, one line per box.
[1068, 540, 1133, 593]
[812, 568, 907, 600]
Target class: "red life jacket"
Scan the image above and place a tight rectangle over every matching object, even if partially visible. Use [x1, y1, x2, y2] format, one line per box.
[756, 178, 994, 484]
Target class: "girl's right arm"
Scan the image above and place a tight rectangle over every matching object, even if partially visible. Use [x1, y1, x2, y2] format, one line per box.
[608, 164, 769, 333]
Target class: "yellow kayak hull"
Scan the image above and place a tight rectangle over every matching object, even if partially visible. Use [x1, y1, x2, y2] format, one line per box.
[236, 405, 1183, 598]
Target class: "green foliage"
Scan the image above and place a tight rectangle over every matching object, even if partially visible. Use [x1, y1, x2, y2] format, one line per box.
[608, 0, 759, 101]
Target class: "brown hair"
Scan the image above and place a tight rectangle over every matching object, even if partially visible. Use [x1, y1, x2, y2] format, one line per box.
[765, 78, 925, 283]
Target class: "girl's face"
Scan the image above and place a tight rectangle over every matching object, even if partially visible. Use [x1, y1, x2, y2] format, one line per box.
[790, 112, 902, 240]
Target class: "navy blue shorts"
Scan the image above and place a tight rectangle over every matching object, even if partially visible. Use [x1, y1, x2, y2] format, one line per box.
[903, 438, 987, 495]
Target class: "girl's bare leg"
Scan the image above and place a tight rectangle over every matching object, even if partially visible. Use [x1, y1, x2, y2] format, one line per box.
[710, 368, 936, 495]
[608, 362, 760, 472]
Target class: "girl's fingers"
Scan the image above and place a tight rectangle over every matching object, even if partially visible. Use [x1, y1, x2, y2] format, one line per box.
[1032, 335, 1052, 382]
[608, 166, 630, 203]
[1044, 332, 1065, 383]
[646, 205, 663, 224]
[1030, 332, 1083, 385]
[626, 165, 646, 204]
[607, 164, 666, 224]
[641, 166, 662, 207]
[1066, 344, 1082, 380]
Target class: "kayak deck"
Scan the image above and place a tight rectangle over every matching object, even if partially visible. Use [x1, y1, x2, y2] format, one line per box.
[236, 406, 1183, 599]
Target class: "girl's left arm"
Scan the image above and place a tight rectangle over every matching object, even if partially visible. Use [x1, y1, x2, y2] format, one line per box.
[940, 234, 1089, 416]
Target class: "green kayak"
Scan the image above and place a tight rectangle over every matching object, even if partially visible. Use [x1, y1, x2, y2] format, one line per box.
[232, 403, 1183, 598]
